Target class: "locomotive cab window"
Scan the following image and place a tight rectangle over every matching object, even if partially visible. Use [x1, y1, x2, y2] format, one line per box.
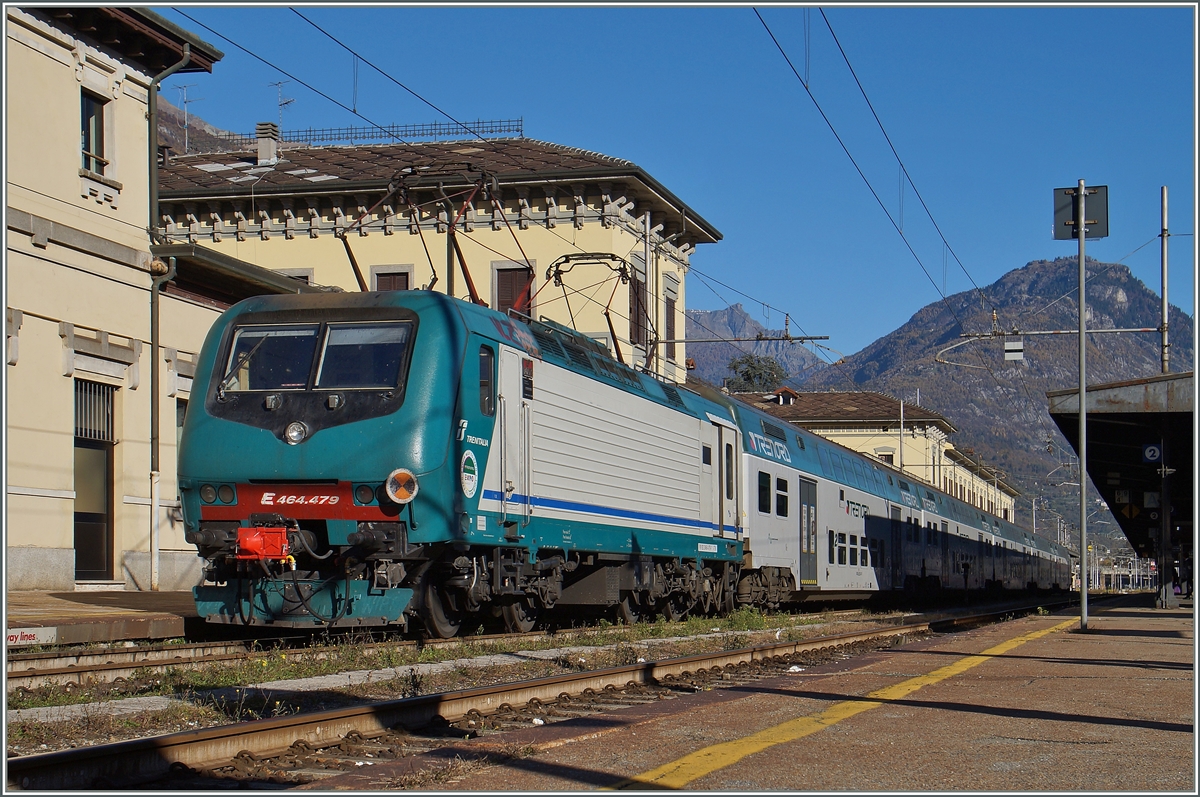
[316, 323, 412, 389]
[221, 321, 414, 392]
[222, 325, 320, 391]
[479, 345, 495, 416]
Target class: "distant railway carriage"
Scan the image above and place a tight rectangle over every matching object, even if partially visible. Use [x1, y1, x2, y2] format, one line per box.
[179, 291, 1068, 637]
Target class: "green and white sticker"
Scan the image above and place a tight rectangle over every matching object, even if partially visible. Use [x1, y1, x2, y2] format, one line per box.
[460, 450, 479, 499]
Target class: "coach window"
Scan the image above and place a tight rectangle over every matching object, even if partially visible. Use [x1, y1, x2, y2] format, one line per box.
[758, 471, 772, 514]
[479, 345, 495, 416]
[775, 478, 789, 517]
[849, 535, 858, 566]
[836, 533, 848, 565]
[702, 445, 712, 466]
[861, 542, 870, 567]
[828, 530, 835, 564]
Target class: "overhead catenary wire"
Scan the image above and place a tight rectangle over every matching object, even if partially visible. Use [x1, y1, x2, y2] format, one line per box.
[754, 7, 1060, 502]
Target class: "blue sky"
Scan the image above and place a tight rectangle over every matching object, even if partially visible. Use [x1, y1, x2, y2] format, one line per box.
[154, 4, 1196, 358]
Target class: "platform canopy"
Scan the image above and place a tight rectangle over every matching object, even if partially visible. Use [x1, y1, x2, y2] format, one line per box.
[1047, 372, 1193, 561]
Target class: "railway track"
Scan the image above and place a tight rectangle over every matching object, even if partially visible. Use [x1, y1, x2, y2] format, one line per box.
[5, 609, 869, 693]
[6, 600, 1066, 790]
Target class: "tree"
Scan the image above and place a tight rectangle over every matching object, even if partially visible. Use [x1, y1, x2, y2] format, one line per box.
[725, 354, 788, 392]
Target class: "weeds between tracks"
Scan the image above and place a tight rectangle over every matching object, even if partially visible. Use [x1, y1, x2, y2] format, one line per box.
[7, 608, 884, 757]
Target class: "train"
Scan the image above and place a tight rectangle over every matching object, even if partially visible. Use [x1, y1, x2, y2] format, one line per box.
[178, 290, 1070, 637]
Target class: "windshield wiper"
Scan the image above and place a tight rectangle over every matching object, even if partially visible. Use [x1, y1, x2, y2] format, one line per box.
[215, 336, 267, 401]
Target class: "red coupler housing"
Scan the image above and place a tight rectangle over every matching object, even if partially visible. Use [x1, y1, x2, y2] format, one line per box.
[236, 526, 290, 560]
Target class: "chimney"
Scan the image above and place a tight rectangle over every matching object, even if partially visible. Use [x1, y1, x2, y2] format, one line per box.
[256, 122, 280, 166]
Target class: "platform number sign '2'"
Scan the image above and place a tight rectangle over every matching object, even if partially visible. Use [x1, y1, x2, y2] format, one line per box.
[1143, 444, 1162, 464]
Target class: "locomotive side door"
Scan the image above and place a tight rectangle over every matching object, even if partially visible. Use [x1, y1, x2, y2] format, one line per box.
[798, 478, 818, 586]
[497, 349, 533, 529]
[699, 423, 719, 534]
[715, 423, 740, 536]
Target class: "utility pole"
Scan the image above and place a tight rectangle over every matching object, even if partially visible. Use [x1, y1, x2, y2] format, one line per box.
[1077, 179, 1089, 631]
[1161, 186, 1169, 374]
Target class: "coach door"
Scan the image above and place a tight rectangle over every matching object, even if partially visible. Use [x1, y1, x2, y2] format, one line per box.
[497, 349, 533, 529]
[798, 478, 818, 586]
[889, 505, 904, 589]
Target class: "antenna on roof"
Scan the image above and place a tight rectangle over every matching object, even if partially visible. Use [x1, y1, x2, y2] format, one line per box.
[174, 84, 200, 155]
[269, 81, 295, 130]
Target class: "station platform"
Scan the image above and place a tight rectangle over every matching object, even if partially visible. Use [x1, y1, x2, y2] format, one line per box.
[5, 590, 197, 647]
[303, 593, 1195, 792]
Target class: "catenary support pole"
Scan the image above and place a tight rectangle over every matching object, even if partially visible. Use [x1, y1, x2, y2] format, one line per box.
[1078, 179, 1088, 631]
[1161, 186, 1169, 374]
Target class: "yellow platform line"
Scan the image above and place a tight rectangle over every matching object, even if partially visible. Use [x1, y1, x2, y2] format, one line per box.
[612, 617, 1076, 790]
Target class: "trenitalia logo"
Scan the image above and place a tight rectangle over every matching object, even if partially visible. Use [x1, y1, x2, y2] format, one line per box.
[747, 432, 792, 464]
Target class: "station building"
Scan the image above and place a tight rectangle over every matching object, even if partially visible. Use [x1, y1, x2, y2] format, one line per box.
[5, 7, 722, 593]
[744, 388, 1020, 521]
[154, 126, 721, 385]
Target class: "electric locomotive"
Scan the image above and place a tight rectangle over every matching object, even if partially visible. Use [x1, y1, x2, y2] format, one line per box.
[179, 290, 744, 636]
[180, 290, 1069, 637]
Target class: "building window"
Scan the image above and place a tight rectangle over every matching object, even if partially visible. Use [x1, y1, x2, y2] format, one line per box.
[629, 257, 648, 349]
[81, 91, 107, 175]
[496, 267, 532, 316]
[879, 453, 894, 465]
[375, 270, 409, 291]
[278, 268, 314, 285]
[176, 398, 188, 449]
[663, 274, 679, 361]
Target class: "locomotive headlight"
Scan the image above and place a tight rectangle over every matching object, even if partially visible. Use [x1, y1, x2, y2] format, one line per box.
[217, 484, 235, 504]
[354, 483, 376, 504]
[284, 421, 310, 445]
[384, 468, 419, 504]
[199, 484, 217, 503]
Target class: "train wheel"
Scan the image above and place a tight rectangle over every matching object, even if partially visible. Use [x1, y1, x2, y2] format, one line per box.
[422, 576, 463, 639]
[618, 592, 644, 626]
[501, 599, 538, 633]
[661, 595, 692, 622]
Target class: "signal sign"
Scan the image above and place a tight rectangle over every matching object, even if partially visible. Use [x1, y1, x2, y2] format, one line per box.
[1054, 185, 1109, 239]
[1143, 444, 1163, 463]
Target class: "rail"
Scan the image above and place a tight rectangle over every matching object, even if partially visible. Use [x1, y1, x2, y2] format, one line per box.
[6, 599, 1073, 790]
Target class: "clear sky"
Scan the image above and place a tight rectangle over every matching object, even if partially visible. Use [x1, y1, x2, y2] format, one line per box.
[153, 3, 1196, 358]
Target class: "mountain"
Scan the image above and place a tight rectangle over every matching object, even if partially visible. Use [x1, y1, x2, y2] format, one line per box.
[685, 304, 826, 388]
[798, 256, 1193, 540]
[156, 96, 245, 157]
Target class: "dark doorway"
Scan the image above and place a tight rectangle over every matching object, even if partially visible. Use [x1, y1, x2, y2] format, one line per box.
[74, 380, 116, 580]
